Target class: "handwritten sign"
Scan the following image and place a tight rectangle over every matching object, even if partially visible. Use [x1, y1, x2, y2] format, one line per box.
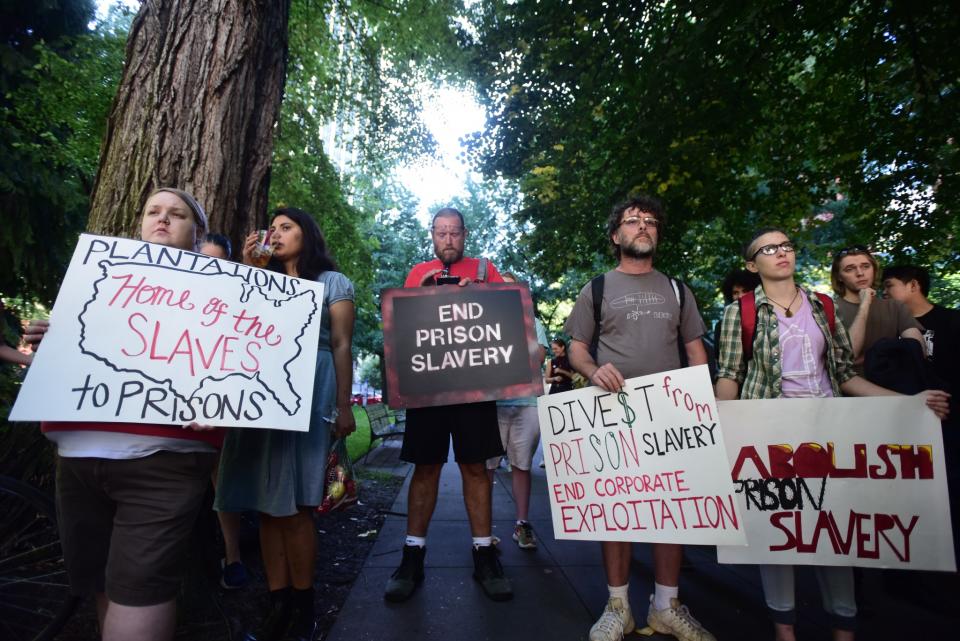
[538, 365, 745, 545]
[381, 283, 543, 408]
[10, 234, 323, 431]
[717, 397, 956, 571]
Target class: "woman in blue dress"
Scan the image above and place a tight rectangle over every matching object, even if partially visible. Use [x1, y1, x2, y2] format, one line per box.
[216, 207, 355, 641]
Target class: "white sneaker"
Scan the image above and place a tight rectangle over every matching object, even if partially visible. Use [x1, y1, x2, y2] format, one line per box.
[589, 596, 635, 641]
[647, 596, 716, 641]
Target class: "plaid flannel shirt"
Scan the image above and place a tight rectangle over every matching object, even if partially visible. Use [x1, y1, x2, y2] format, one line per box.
[716, 286, 857, 399]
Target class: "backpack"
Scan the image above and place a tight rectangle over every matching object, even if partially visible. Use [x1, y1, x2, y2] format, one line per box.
[588, 273, 689, 367]
[738, 290, 835, 363]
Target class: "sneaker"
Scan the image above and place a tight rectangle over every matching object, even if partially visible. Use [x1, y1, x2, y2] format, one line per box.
[647, 596, 716, 641]
[491, 534, 501, 546]
[513, 522, 537, 549]
[384, 545, 425, 602]
[220, 558, 250, 590]
[472, 545, 513, 601]
[589, 597, 635, 641]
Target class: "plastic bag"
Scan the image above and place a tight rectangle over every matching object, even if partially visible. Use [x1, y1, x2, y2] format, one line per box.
[316, 438, 359, 514]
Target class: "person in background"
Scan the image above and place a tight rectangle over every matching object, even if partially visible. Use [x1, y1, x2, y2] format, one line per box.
[715, 227, 950, 641]
[545, 338, 574, 394]
[830, 246, 923, 372]
[198, 234, 247, 590]
[485, 272, 548, 550]
[200, 233, 232, 260]
[215, 208, 356, 641]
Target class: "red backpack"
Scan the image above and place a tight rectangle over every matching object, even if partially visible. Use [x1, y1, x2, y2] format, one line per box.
[738, 290, 836, 362]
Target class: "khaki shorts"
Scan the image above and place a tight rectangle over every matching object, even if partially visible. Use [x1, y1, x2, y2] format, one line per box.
[486, 405, 541, 471]
[56, 451, 216, 606]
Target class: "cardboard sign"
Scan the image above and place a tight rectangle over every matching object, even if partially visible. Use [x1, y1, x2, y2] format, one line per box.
[717, 397, 956, 571]
[11, 234, 323, 431]
[538, 365, 746, 545]
[381, 283, 543, 409]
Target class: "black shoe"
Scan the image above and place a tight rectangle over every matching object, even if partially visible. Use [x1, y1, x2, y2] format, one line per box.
[241, 591, 292, 641]
[472, 545, 513, 601]
[280, 615, 318, 641]
[384, 544, 426, 602]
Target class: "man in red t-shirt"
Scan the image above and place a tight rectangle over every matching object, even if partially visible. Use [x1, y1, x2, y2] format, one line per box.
[385, 207, 513, 603]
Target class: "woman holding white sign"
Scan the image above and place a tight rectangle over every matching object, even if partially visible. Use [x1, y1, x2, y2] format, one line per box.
[216, 207, 356, 641]
[715, 228, 950, 641]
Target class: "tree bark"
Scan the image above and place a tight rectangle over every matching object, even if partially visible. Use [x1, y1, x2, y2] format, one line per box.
[88, 0, 291, 256]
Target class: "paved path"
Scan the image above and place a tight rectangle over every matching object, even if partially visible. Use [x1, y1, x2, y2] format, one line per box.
[329, 440, 957, 641]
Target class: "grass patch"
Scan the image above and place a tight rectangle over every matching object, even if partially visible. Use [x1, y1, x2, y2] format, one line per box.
[345, 405, 371, 462]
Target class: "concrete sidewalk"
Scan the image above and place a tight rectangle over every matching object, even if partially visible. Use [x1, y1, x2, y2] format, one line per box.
[328, 440, 957, 641]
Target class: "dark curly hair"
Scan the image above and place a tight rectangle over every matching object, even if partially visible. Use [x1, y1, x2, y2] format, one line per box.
[266, 207, 337, 280]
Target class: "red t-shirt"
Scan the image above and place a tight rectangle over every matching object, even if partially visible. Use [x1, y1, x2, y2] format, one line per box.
[403, 257, 503, 288]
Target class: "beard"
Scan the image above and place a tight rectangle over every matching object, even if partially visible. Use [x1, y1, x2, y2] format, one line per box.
[620, 237, 656, 259]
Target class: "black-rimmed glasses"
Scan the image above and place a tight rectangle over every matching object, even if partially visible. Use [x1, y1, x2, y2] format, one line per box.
[750, 242, 795, 260]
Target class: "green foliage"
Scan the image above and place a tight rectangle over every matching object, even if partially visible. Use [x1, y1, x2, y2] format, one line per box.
[467, 0, 960, 316]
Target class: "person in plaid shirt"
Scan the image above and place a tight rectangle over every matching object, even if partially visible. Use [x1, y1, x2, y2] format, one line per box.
[714, 226, 949, 641]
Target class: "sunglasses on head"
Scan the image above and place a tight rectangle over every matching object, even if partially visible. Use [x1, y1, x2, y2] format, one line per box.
[836, 245, 870, 257]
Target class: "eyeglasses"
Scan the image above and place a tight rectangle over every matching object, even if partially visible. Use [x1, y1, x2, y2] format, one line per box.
[432, 227, 464, 242]
[750, 242, 795, 260]
[836, 245, 869, 257]
[620, 216, 659, 229]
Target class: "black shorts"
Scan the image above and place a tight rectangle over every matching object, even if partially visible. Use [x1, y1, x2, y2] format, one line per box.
[400, 401, 504, 464]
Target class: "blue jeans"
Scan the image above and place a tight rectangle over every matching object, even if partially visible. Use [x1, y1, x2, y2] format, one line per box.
[759, 564, 857, 631]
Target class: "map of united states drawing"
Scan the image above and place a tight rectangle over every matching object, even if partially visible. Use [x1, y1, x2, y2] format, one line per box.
[79, 260, 317, 415]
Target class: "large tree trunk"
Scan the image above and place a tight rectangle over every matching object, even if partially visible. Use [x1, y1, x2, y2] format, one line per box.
[88, 0, 290, 255]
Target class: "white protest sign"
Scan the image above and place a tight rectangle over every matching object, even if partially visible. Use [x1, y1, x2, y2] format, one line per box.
[717, 397, 955, 571]
[11, 234, 323, 431]
[538, 365, 746, 545]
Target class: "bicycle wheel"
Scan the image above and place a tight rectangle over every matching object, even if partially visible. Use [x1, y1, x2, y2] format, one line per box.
[0, 475, 79, 641]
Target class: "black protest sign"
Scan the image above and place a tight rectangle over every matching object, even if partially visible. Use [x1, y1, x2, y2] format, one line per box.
[381, 283, 543, 409]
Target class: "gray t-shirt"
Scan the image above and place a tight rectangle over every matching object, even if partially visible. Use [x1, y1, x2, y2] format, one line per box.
[564, 269, 706, 379]
[836, 296, 921, 352]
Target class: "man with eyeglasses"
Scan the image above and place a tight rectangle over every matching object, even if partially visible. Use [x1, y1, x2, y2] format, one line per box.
[563, 195, 714, 641]
[830, 246, 924, 372]
[384, 207, 514, 604]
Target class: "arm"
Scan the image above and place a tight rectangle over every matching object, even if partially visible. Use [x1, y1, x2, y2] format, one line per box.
[715, 377, 740, 401]
[0, 344, 32, 366]
[901, 327, 926, 356]
[846, 289, 874, 360]
[840, 375, 950, 419]
[568, 339, 625, 392]
[684, 337, 708, 367]
[328, 299, 357, 437]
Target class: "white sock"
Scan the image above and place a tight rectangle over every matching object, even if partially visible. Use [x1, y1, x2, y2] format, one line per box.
[405, 535, 426, 548]
[653, 583, 678, 611]
[472, 536, 492, 549]
[608, 583, 630, 606]
[516, 519, 528, 525]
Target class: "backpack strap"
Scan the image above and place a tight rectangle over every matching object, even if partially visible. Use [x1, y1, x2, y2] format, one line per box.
[815, 292, 836, 335]
[588, 274, 605, 360]
[739, 291, 758, 363]
[477, 258, 488, 283]
[668, 276, 689, 367]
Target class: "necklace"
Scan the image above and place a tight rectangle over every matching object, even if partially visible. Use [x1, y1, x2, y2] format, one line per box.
[768, 287, 801, 317]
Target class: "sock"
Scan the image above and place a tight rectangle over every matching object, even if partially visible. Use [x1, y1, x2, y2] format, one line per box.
[608, 583, 630, 605]
[268, 586, 292, 610]
[405, 535, 426, 548]
[654, 583, 678, 611]
[292, 586, 314, 617]
[472, 536, 492, 549]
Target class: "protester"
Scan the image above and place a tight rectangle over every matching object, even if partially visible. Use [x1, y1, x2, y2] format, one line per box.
[215, 208, 356, 641]
[882, 264, 960, 556]
[545, 338, 574, 394]
[564, 195, 714, 641]
[484, 272, 548, 550]
[198, 235, 247, 590]
[0, 300, 31, 366]
[200, 232, 232, 260]
[830, 246, 923, 371]
[384, 207, 513, 603]
[26, 188, 220, 641]
[720, 269, 762, 305]
[715, 227, 950, 641]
